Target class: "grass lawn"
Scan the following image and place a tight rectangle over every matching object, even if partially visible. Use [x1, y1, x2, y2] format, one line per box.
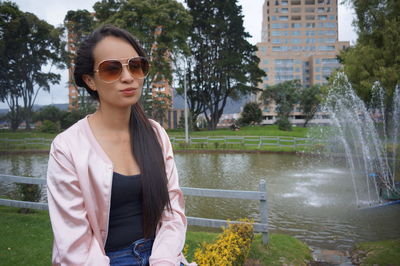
[0, 206, 312, 265]
[0, 125, 319, 153]
[168, 124, 310, 138]
[351, 239, 400, 265]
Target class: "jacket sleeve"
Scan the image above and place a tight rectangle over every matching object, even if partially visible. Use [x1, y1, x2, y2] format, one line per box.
[47, 138, 110, 266]
[149, 124, 188, 266]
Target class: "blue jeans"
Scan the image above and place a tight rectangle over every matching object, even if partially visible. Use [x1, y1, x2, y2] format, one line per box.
[106, 238, 154, 266]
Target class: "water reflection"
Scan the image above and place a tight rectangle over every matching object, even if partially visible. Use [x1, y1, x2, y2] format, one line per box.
[1, 152, 399, 250]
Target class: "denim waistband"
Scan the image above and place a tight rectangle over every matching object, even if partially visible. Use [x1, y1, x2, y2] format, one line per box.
[106, 238, 154, 253]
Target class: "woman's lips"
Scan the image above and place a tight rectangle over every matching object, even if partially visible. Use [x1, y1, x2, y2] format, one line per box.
[120, 88, 137, 95]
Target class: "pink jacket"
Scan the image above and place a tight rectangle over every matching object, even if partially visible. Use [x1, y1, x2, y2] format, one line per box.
[47, 116, 187, 266]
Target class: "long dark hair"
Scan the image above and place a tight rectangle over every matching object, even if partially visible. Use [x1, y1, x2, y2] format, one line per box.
[74, 24, 171, 238]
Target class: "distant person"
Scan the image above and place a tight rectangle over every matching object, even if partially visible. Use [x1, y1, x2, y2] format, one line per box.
[47, 25, 190, 266]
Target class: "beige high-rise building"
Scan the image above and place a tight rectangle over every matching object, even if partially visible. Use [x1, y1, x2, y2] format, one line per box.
[256, 0, 349, 125]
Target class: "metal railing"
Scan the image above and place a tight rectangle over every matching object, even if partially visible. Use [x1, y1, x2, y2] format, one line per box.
[0, 174, 269, 244]
[170, 135, 312, 149]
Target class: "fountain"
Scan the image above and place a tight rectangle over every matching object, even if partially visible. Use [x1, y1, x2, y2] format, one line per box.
[317, 72, 400, 208]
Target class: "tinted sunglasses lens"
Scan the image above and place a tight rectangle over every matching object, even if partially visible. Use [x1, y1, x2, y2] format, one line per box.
[98, 60, 122, 82]
[128, 57, 149, 79]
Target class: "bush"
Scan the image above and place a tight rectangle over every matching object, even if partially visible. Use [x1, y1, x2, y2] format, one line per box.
[16, 183, 41, 213]
[276, 116, 292, 131]
[194, 219, 254, 266]
[38, 120, 60, 133]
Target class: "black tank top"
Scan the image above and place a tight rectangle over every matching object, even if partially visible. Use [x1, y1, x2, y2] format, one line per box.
[105, 172, 144, 252]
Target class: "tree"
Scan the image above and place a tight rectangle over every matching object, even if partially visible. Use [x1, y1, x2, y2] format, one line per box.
[340, 0, 400, 110]
[184, 0, 265, 130]
[298, 84, 325, 127]
[0, 2, 65, 131]
[33, 105, 66, 123]
[239, 102, 262, 126]
[93, 0, 192, 118]
[64, 10, 96, 111]
[261, 80, 301, 131]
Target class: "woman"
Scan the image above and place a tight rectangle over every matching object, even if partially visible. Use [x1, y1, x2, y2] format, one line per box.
[47, 25, 188, 266]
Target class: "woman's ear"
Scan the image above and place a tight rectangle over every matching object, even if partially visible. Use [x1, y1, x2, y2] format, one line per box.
[83, 74, 97, 91]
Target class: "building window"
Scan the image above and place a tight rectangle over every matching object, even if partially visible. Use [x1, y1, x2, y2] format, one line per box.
[271, 23, 289, 29]
[271, 16, 277, 21]
[291, 30, 301, 36]
[317, 7, 324, 13]
[315, 58, 320, 64]
[281, 8, 288, 13]
[306, 30, 316, 36]
[291, 38, 302, 44]
[324, 22, 336, 28]
[329, 15, 335, 20]
[279, 16, 289, 21]
[315, 67, 320, 72]
[263, 59, 269, 64]
[292, 7, 301, 13]
[318, 45, 335, 51]
[322, 58, 339, 64]
[305, 7, 314, 13]
[318, 15, 327, 20]
[281, 0, 288, 5]
[260, 46, 267, 52]
[306, 22, 315, 28]
[306, 15, 315, 20]
[292, 23, 302, 28]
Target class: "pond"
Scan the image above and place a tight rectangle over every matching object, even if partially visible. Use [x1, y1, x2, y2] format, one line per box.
[1, 152, 399, 250]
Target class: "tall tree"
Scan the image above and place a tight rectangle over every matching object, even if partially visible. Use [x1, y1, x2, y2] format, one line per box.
[64, 10, 96, 113]
[185, 0, 265, 130]
[261, 80, 301, 131]
[298, 84, 325, 127]
[340, 0, 400, 109]
[0, 1, 65, 131]
[93, 0, 192, 119]
[239, 102, 263, 126]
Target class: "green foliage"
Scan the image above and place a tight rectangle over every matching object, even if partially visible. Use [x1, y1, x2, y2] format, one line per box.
[38, 120, 60, 134]
[184, 0, 265, 130]
[33, 105, 66, 123]
[92, 0, 192, 114]
[16, 184, 41, 213]
[351, 239, 400, 265]
[298, 84, 326, 127]
[60, 110, 86, 130]
[0, 1, 65, 131]
[248, 234, 312, 266]
[239, 102, 263, 126]
[276, 116, 292, 131]
[340, 0, 400, 107]
[262, 80, 302, 131]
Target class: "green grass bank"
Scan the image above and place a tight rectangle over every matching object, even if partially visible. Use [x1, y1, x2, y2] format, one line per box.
[0, 206, 313, 265]
[0, 125, 317, 153]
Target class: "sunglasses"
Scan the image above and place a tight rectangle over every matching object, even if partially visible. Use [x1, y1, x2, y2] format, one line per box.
[94, 56, 150, 83]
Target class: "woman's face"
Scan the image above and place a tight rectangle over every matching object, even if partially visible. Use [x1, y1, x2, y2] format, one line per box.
[84, 36, 143, 108]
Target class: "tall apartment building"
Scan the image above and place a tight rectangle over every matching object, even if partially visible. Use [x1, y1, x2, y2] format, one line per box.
[256, 0, 349, 124]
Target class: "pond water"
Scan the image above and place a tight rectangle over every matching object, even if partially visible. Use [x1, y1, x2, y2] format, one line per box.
[1, 152, 399, 250]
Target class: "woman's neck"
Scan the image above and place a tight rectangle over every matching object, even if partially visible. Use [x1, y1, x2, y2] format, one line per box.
[92, 105, 131, 134]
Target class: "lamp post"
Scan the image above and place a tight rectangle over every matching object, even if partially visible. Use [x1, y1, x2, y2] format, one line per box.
[183, 57, 189, 144]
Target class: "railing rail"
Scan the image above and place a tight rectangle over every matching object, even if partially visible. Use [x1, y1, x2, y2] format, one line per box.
[0, 174, 269, 244]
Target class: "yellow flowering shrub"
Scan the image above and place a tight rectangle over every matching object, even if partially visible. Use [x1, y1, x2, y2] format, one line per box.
[194, 219, 254, 266]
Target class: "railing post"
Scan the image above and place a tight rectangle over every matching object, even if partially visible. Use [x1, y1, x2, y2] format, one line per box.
[259, 179, 269, 244]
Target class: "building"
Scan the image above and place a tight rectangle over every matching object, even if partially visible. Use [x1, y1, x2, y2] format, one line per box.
[256, 0, 349, 125]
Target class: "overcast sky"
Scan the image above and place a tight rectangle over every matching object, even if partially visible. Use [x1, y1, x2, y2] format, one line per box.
[0, 0, 357, 110]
